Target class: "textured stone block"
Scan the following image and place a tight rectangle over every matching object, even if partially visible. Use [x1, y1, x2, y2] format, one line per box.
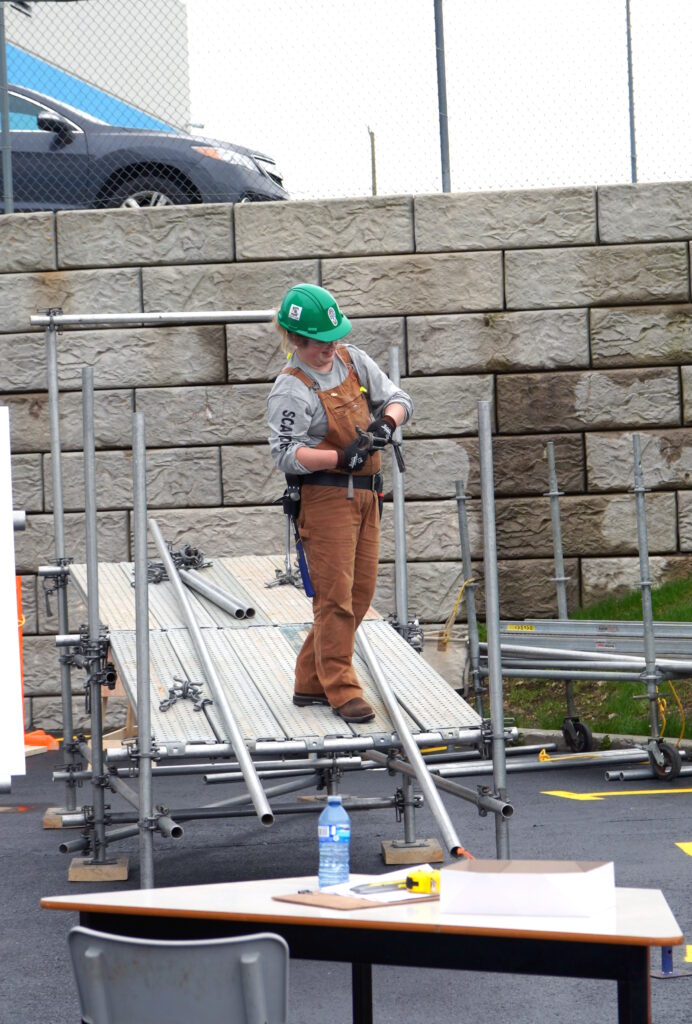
[399, 435, 584, 499]
[379, 500, 482, 562]
[414, 187, 595, 251]
[57, 326, 225, 389]
[0, 268, 141, 334]
[136, 383, 272, 446]
[235, 196, 413, 259]
[5, 389, 133, 454]
[375, 557, 579, 621]
[494, 493, 676, 558]
[226, 317, 405, 383]
[29, 695, 125, 733]
[0, 332, 47, 391]
[586, 430, 692, 491]
[45, 447, 222, 511]
[407, 309, 589, 374]
[402, 375, 494, 437]
[57, 205, 233, 268]
[497, 368, 680, 433]
[221, 446, 280, 506]
[23, 635, 68, 696]
[12, 454, 43, 512]
[677, 492, 692, 550]
[19, 574, 37, 635]
[505, 243, 688, 309]
[598, 182, 692, 243]
[322, 252, 503, 316]
[15, 511, 129, 574]
[0, 212, 55, 273]
[683, 368, 692, 424]
[137, 506, 285, 561]
[581, 555, 692, 605]
[142, 259, 317, 312]
[591, 304, 692, 367]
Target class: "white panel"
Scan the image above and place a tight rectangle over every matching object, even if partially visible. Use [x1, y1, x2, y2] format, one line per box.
[0, 409, 25, 778]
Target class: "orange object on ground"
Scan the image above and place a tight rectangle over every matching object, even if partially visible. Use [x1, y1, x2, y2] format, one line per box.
[24, 729, 59, 750]
[16, 577, 59, 750]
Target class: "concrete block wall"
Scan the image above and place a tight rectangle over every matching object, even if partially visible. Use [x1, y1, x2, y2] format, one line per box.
[4, 184, 692, 730]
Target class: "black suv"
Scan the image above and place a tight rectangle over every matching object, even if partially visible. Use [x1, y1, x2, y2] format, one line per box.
[1, 84, 288, 210]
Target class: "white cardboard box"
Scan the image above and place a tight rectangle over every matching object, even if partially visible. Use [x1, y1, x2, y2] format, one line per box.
[440, 859, 615, 918]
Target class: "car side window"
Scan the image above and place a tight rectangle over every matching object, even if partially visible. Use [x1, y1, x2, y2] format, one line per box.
[9, 94, 45, 131]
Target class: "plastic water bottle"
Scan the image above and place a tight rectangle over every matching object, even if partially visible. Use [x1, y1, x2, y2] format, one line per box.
[318, 795, 351, 888]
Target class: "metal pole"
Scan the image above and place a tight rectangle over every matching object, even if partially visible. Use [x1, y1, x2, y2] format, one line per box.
[0, 3, 14, 213]
[477, 400, 510, 858]
[433, 0, 451, 192]
[388, 345, 408, 631]
[30, 310, 275, 328]
[356, 625, 465, 856]
[132, 412, 155, 887]
[82, 366, 107, 862]
[367, 125, 377, 195]
[45, 318, 78, 811]
[625, 0, 638, 183]
[148, 517, 274, 826]
[545, 441, 575, 720]
[454, 482, 483, 715]
[633, 434, 660, 736]
[179, 567, 254, 618]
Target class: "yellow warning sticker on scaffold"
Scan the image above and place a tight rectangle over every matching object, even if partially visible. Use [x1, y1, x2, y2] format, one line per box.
[506, 624, 535, 631]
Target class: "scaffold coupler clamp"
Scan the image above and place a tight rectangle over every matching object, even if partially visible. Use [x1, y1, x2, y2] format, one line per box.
[387, 614, 425, 653]
[38, 558, 73, 618]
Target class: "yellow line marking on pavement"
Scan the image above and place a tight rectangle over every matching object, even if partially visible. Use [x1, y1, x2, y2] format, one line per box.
[676, 842, 692, 856]
[685, 945, 692, 963]
[543, 788, 692, 801]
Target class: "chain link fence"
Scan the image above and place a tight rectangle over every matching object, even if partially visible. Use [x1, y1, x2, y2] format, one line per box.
[1, 0, 692, 212]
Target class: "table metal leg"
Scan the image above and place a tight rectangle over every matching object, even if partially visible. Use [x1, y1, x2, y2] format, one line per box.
[617, 947, 651, 1024]
[352, 962, 373, 1024]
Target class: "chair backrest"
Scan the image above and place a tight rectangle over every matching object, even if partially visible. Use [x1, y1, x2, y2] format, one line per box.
[68, 926, 289, 1024]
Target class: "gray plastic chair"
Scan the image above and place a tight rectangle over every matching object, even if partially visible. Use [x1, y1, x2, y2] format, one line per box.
[68, 926, 289, 1024]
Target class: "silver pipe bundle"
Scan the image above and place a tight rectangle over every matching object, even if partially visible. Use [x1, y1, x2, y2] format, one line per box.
[179, 567, 255, 619]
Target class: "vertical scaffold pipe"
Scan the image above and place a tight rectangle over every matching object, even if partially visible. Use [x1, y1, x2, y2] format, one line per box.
[82, 366, 107, 862]
[388, 345, 408, 630]
[148, 518, 274, 826]
[454, 482, 483, 716]
[132, 413, 154, 888]
[477, 401, 510, 859]
[546, 441, 574, 719]
[45, 317, 78, 811]
[355, 625, 465, 857]
[632, 435, 660, 737]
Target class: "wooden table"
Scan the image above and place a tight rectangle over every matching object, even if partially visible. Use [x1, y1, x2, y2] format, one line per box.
[42, 875, 683, 1024]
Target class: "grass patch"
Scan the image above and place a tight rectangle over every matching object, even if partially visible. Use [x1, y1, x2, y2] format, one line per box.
[490, 578, 692, 741]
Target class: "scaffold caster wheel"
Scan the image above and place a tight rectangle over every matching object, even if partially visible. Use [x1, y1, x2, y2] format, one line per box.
[562, 718, 593, 753]
[649, 742, 682, 781]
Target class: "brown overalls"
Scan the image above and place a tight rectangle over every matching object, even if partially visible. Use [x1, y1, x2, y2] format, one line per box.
[282, 346, 381, 708]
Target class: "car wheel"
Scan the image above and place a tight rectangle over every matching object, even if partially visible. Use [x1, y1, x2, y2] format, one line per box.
[107, 175, 191, 208]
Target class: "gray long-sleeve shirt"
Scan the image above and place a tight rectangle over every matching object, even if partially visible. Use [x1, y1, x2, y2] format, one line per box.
[267, 344, 413, 475]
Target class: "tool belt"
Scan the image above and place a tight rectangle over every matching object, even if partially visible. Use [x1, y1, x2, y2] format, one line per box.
[302, 471, 384, 492]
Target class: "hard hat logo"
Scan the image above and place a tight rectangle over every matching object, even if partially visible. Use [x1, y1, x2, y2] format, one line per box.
[327, 307, 338, 327]
[288, 304, 302, 321]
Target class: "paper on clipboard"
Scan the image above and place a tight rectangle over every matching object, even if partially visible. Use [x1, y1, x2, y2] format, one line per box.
[273, 865, 439, 912]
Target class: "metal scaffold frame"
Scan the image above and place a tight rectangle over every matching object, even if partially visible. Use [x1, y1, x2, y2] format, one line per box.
[35, 308, 514, 886]
[460, 427, 688, 782]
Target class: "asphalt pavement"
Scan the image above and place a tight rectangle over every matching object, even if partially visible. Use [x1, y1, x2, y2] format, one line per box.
[2, 745, 691, 1024]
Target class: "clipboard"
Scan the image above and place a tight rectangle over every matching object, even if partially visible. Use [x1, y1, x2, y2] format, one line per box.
[273, 891, 438, 911]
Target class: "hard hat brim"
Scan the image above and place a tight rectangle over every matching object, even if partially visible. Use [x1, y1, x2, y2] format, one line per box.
[287, 312, 352, 343]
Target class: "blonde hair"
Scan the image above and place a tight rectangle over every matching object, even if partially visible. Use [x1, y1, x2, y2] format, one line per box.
[275, 315, 304, 357]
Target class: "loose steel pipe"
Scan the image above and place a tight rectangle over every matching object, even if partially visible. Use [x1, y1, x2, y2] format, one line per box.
[633, 434, 661, 737]
[368, 750, 513, 818]
[356, 625, 465, 857]
[204, 768, 318, 784]
[31, 310, 276, 328]
[546, 440, 575, 720]
[434, 746, 652, 778]
[12, 510, 25, 532]
[605, 765, 692, 782]
[149, 517, 274, 826]
[478, 400, 510, 858]
[179, 568, 254, 619]
[133, 412, 155, 887]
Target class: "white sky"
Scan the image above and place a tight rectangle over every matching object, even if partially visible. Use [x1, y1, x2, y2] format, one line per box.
[183, 0, 692, 200]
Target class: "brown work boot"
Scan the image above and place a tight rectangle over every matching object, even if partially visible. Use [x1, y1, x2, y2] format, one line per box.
[293, 692, 330, 707]
[335, 697, 375, 723]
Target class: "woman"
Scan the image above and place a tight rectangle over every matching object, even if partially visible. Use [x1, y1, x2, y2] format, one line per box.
[267, 283, 413, 723]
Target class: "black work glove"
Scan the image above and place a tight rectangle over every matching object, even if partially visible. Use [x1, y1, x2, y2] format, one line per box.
[338, 435, 370, 472]
[366, 414, 397, 450]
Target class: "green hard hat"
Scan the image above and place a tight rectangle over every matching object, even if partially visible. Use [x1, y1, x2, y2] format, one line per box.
[277, 283, 351, 343]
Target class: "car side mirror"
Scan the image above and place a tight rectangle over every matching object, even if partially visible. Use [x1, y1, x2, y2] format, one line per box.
[37, 111, 74, 144]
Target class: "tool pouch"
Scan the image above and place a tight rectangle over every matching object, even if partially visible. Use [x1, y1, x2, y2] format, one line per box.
[281, 474, 302, 519]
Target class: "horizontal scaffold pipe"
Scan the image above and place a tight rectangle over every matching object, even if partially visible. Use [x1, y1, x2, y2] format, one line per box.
[30, 310, 276, 328]
[179, 568, 255, 618]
